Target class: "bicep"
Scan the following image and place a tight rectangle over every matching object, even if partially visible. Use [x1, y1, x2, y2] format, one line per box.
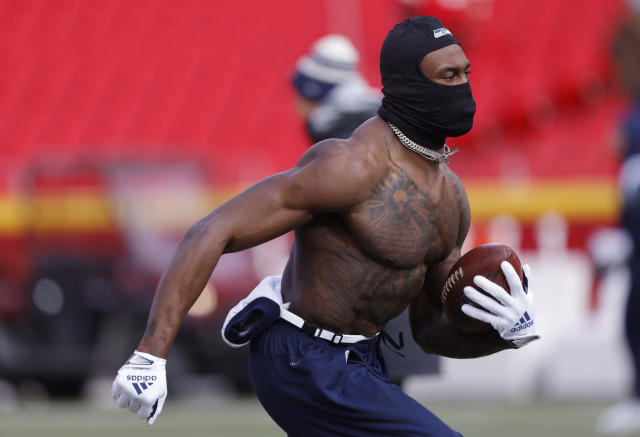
[200, 140, 375, 253]
[408, 247, 460, 347]
[204, 174, 313, 253]
[446, 166, 471, 248]
[410, 247, 460, 316]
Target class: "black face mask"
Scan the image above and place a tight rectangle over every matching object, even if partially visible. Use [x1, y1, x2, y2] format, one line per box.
[378, 16, 476, 149]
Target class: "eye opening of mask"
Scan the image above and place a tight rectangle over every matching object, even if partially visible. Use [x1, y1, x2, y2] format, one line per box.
[415, 44, 470, 88]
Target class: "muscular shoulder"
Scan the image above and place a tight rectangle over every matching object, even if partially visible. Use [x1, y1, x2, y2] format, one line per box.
[284, 135, 385, 212]
[442, 165, 470, 246]
[297, 137, 379, 179]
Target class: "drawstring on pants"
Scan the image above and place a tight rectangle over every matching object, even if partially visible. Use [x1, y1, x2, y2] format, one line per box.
[379, 330, 405, 358]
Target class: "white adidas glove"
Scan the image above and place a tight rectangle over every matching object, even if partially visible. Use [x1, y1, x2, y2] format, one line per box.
[111, 351, 167, 425]
[461, 262, 540, 349]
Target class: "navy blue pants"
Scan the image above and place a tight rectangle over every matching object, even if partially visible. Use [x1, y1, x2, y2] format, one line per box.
[249, 320, 462, 437]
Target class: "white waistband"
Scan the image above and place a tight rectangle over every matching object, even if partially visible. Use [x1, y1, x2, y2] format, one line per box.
[279, 307, 378, 344]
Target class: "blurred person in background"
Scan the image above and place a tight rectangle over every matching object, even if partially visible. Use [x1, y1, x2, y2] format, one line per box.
[597, 3, 640, 434]
[111, 16, 539, 435]
[292, 33, 441, 385]
[292, 34, 381, 143]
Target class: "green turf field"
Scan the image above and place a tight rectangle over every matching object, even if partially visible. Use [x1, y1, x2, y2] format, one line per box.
[0, 398, 618, 437]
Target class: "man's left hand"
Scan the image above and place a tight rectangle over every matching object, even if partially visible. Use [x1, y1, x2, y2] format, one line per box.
[461, 262, 540, 349]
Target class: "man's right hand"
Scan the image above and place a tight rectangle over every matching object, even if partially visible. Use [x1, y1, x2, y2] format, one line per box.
[111, 351, 167, 425]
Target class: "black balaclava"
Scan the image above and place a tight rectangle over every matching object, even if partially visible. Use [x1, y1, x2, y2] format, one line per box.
[378, 16, 476, 149]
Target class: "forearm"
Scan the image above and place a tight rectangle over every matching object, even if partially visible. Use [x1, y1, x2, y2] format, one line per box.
[411, 249, 512, 358]
[413, 317, 512, 359]
[137, 219, 227, 358]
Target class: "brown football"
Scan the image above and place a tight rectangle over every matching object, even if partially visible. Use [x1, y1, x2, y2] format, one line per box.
[441, 244, 523, 334]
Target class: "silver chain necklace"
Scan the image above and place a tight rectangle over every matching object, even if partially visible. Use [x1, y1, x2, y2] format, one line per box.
[387, 122, 459, 164]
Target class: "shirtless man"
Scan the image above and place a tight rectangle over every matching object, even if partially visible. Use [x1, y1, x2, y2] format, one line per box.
[112, 17, 539, 436]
